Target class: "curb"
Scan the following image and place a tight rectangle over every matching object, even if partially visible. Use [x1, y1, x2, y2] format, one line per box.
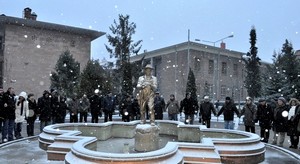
[265, 143, 300, 161]
[0, 136, 38, 148]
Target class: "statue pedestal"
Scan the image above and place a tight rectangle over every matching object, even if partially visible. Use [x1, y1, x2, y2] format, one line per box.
[135, 124, 160, 152]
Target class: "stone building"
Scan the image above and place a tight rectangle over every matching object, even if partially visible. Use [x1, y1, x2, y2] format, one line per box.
[131, 41, 251, 103]
[0, 8, 104, 97]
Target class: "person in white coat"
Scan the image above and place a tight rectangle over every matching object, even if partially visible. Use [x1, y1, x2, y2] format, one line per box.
[15, 91, 29, 139]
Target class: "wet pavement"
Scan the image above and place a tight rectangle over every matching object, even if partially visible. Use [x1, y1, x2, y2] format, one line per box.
[0, 113, 299, 163]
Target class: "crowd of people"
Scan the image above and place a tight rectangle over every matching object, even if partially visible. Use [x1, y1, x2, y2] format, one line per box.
[0, 85, 299, 150]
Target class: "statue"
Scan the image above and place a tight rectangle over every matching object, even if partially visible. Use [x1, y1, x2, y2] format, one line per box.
[136, 64, 157, 126]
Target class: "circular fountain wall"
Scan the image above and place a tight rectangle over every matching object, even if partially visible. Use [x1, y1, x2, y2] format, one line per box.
[39, 120, 265, 164]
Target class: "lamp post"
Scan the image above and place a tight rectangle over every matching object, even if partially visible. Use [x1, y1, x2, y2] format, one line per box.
[195, 35, 234, 102]
[195, 35, 234, 47]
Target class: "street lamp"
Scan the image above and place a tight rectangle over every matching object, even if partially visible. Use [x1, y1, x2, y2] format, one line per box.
[195, 35, 234, 47]
[195, 35, 234, 102]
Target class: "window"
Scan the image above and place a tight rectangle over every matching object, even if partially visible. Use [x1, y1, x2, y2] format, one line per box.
[221, 85, 226, 97]
[233, 64, 238, 76]
[208, 60, 214, 74]
[194, 57, 201, 71]
[221, 62, 227, 75]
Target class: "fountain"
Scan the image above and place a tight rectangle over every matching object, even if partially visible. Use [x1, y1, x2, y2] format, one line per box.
[39, 120, 265, 164]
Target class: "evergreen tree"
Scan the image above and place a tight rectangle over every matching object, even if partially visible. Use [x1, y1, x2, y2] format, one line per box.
[279, 40, 300, 98]
[243, 26, 262, 98]
[105, 14, 142, 95]
[265, 52, 290, 99]
[79, 59, 111, 97]
[50, 50, 80, 98]
[186, 68, 197, 100]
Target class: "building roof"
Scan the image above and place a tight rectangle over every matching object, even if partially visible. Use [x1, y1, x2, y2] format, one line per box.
[0, 15, 105, 41]
[130, 41, 245, 62]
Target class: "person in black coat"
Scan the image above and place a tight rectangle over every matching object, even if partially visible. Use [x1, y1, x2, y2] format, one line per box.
[103, 92, 115, 122]
[0, 88, 4, 135]
[89, 89, 101, 123]
[287, 98, 300, 149]
[200, 96, 217, 128]
[50, 90, 60, 124]
[256, 98, 273, 143]
[120, 95, 133, 122]
[217, 96, 240, 130]
[271, 97, 289, 147]
[38, 90, 52, 133]
[26, 93, 37, 137]
[154, 91, 165, 120]
[56, 97, 68, 123]
[180, 92, 199, 125]
[2, 87, 16, 142]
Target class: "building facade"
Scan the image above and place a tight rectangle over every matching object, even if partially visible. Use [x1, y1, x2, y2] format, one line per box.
[131, 41, 249, 103]
[0, 8, 104, 97]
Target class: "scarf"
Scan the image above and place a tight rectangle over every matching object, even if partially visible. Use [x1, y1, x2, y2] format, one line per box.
[288, 106, 296, 120]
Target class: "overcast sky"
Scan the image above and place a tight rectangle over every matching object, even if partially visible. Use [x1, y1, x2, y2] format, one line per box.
[1, 0, 299, 63]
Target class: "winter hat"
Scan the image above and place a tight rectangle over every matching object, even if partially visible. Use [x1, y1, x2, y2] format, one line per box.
[19, 91, 27, 99]
[278, 97, 286, 104]
[258, 98, 266, 102]
[27, 93, 34, 99]
[43, 90, 50, 96]
[186, 92, 191, 97]
[246, 96, 252, 101]
[225, 97, 231, 101]
[204, 96, 209, 100]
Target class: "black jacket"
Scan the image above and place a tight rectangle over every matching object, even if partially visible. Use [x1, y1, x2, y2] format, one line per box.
[272, 104, 289, 132]
[2, 91, 16, 120]
[0, 93, 4, 119]
[27, 98, 38, 121]
[154, 96, 165, 119]
[180, 98, 199, 115]
[38, 95, 52, 121]
[256, 103, 273, 129]
[89, 95, 101, 113]
[200, 101, 216, 120]
[217, 101, 239, 121]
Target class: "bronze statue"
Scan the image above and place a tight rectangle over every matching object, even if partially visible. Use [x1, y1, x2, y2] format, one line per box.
[136, 64, 157, 126]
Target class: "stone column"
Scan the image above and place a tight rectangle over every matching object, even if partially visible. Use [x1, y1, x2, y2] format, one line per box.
[135, 124, 160, 152]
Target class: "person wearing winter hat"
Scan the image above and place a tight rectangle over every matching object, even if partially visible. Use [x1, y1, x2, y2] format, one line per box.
[200, 96, 217, 128]
[272, 97, 289, 147]
[256, 98, 273, 143]
[240, 96, 257, 134]
[287, 98, 300, 149]
[38, 90, 52, 132]
[217, 96, 240, 129]
[26, 93, 37, 137]
[15, 91, 29, 139]
[179, 92, 199, 125]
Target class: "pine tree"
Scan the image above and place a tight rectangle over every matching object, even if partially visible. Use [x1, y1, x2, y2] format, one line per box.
[50, 50, 80, 98]
[279, 40, 300, 98]
[265, 52, 290, 99]
[79, 59, 111, 97]
[244, 26, 262, 98]
[105, 14, 142, 95]
[186, 68, 197, 100]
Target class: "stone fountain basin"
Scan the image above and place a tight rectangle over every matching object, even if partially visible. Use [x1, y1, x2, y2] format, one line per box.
[39, 120, 265, 164]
